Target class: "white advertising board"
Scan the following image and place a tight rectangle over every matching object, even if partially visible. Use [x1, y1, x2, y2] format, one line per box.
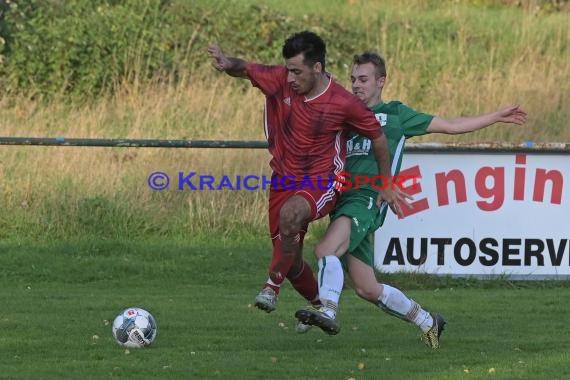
[374, 150, 570, 279]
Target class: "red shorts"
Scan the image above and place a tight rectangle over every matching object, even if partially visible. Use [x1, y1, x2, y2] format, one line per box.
[268, 185, 339, 239]
[265, 178, 339, 284]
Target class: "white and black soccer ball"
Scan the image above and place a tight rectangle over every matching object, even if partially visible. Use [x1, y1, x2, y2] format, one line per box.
[112, 307, 157, 348]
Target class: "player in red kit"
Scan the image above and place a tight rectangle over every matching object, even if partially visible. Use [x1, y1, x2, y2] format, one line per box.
[208, 31, 405, 316]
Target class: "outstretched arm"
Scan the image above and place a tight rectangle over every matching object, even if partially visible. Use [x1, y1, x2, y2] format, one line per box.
[207, 45, 248, 78]
[427, 105, 528, 134]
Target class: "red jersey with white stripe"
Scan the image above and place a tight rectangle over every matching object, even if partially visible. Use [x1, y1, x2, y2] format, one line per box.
[245, 63, 383, 180]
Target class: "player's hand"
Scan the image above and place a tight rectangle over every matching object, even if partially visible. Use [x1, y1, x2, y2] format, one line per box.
[207, 45, 231, 72]
[376, 187, 413, 218]
[496, 105, 528, 125]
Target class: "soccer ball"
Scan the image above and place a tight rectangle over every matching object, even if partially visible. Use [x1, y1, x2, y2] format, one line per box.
[112, 307, 157, 348]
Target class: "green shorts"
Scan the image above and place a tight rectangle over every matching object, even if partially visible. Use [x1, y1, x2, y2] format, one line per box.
[330, 192, 380, 269]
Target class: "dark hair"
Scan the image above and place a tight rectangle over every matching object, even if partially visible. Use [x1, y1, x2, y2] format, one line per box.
[353, 51, 387, 78]
[282, 31, 326, 71]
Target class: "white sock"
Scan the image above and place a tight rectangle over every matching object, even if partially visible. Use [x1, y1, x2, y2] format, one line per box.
[265, 278, 280, 288]
[378, 284, 433, 333]
[317, 256, 343, 319]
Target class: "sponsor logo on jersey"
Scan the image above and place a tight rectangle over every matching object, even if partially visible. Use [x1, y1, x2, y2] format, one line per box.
[375, 112, 387, 126]
[347, 135, 372, 156]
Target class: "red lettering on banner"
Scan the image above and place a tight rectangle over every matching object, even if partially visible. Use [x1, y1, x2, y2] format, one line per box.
[395, 153, 564, 217]
[399, 165, 429, 218]
[340, 154, 563, 220]
[533, 169, 563, 204]
[514, 154, 526, 200]
[475, 167, 505, 211]
[435, 170, 467, 206]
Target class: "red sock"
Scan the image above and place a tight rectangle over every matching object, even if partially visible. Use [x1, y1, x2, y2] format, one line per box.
[265, 257, 292, 296]
[266, 234, 299, 295]
[287, 260, 319, 304]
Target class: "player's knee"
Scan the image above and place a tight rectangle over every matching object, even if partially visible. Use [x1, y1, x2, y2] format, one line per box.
[314, 242, 327, 259]
[353, 285, 377, 303]
[280, 199, 310, 236]
[314, 236, 349, 259]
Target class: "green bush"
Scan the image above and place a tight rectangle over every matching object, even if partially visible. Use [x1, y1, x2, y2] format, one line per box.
[0, 0, 340, 98]
[0, 0, 567, 99]
[0, 0, 177, 97]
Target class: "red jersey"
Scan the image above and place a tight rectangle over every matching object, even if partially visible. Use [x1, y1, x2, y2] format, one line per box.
[245, 63, 382, 179]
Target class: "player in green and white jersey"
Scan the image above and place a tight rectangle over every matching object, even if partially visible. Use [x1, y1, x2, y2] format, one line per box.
[295, 52, 527, 348]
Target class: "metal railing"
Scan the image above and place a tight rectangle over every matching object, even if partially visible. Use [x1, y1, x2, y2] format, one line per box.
[0, 137, 267, 149]
[1, 137, 569, 154]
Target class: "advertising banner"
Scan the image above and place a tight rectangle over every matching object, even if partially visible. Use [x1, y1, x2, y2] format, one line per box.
[375, 149, 570, 279]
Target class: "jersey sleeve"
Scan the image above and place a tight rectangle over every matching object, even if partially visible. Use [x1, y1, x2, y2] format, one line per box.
[245, 63, 287, 96]
[344, 96, 383, 140]
[398, 103, 434, 137]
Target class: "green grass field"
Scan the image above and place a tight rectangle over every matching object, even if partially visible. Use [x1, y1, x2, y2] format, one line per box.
[2, 239, 570, 380]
